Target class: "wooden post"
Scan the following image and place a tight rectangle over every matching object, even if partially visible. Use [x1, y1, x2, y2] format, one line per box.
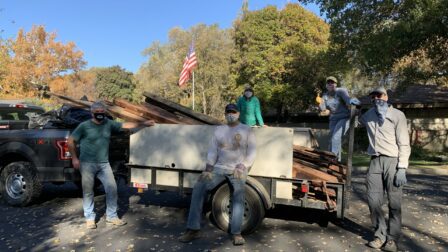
[344, 104, 357, 211]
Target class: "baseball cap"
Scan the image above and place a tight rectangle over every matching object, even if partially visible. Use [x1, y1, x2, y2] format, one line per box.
[369, 86, 387, 96]
[326, 76, 338, 84]
[225, 103, 239, 113]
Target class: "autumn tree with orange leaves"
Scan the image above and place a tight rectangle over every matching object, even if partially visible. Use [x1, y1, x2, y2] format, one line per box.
[0, 25, 86, 97]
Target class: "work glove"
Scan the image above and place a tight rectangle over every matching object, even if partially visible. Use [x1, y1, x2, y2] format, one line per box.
[394, 168, 407, 187]
[233, 164, 246, 180]
[349, 98, 361, 106]
[315, 94, 323, 105]
[319, 109, 330, 117]
[199, 171, 213, 182]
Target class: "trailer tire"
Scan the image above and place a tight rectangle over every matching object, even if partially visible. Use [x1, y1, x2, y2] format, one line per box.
[211, 183, 265, 234]
[0, 161, 42, 206]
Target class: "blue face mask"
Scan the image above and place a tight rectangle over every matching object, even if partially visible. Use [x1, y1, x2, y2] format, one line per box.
[225, 113, 239, 124]
[373, 99, 388, 125]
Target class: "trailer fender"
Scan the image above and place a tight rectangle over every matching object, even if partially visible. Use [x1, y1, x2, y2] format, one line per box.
[246, 176, 272, 210]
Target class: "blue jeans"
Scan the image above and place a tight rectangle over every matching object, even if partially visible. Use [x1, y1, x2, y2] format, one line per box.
[79, 162, 118, 221]
[329, 118, 350, 161]
[187, 171, 246, 235]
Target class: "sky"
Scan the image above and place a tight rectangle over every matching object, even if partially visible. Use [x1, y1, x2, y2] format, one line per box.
[1, 1, 322, 73]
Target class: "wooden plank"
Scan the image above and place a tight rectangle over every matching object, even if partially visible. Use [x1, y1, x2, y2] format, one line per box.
[143, 103, 203, 125]
[50, 92, 92, 108]
[294, 145, 337, 158]
[294, 158, 344, 181]
[292, 162, 339, 183]
[114, 99, 200, 124]
[106, 105, 147, 122]
[328, 164, 346, 175]
[143, 92, 222, 125]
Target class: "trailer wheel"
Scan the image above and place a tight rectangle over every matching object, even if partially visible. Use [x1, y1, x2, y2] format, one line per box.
[0, 162, 42, 206]
[211, 183, 265, 234]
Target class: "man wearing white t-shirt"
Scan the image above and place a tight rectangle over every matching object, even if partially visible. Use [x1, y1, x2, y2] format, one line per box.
[179, 103, 256, 246]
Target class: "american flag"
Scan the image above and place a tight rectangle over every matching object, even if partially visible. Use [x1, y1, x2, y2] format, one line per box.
[178, 42, 198, 87]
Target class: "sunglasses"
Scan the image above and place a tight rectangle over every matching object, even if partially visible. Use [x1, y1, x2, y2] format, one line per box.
[226, 110, 238, 114]
[370, 93, 385, 99]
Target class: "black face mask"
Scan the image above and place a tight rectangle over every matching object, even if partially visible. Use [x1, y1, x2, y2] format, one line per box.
[93, 113, 106, 122]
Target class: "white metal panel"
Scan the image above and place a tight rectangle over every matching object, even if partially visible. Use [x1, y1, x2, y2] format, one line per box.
[129, 124, 294, 199]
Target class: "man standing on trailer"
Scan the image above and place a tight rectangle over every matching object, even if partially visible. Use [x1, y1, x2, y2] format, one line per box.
[359, 87, 411, 252]
[179, 103, 256, 246]
[68, 102, 155, 229]
[317, 76, 360, 161]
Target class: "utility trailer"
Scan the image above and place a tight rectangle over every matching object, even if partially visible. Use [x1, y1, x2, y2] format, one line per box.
[128, 124, 350, 234]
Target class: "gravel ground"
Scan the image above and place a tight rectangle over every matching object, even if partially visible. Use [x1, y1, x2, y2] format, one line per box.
[0, 167, 446, 252]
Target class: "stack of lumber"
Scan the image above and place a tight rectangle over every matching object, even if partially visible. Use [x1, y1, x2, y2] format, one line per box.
[50, 92, 222, 125]
[293, 145, 346, 183]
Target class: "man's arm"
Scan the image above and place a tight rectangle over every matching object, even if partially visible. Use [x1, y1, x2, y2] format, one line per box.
[242, 130, 256, 170]
[396, 112, 411, 168]
[336, 88, 352, 106]
[122, 120, 156, 129]
[254, 98, 264, 126]
[68, 136, 80, 169]
[205, 129, 219, 172]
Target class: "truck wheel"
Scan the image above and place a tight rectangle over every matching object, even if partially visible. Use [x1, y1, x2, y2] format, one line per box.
[211, 184, 265, 234]
[0, 162, 42, 206]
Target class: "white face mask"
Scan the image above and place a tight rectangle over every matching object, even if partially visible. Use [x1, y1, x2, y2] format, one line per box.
[244, 91, 253, 98]
[225, 113, 239, 124]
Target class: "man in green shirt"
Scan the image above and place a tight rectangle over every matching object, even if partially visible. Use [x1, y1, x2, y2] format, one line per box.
[68, 102, 155, 229]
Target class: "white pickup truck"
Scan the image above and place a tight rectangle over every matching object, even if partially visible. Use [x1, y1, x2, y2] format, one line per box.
[127, 124, 349, 234]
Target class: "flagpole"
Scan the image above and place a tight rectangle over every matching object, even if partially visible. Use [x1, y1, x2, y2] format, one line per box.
[192, 71, 195, 110]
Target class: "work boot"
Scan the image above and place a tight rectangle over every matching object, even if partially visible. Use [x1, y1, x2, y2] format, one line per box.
[382, 240, 398, 252]
[106, 218, 127, 226]
[86, 219, 97, 229]
[367, 237, 385, 249]
[178, 229, 200, 243]
[232, 234, 245, 246]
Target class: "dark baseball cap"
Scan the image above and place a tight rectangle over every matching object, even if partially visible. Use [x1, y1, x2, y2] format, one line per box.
[225, 103, 239, 113]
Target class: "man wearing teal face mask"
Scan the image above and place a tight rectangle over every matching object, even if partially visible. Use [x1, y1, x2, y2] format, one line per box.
[179, 103, 256, 246]
[359, 87, 411, 252]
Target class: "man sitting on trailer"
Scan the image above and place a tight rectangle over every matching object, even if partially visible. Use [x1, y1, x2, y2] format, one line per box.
[179, 103, 256, 246]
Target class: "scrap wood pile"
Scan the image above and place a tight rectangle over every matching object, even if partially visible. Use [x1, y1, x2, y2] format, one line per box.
[50, 92, 222, 125]
[51, 92, 346, 209]
[293, 145, 347, 210]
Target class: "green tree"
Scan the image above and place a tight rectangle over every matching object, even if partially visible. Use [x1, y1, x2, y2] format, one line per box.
[233, 3, 330, 117]
[136, 24, 234, 118]
[300, 0, 448, 86]
[95, 66, 136, 101]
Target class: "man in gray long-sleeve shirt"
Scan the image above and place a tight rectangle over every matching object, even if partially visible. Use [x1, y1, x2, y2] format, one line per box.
[359, 86, 411, 252]
[318, 76, 360, 161]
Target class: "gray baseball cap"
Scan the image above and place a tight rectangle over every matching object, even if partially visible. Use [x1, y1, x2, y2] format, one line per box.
[369, 86, 387, 95]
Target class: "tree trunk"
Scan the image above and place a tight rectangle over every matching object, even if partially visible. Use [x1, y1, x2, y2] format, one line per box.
[200, 84, 207, 115]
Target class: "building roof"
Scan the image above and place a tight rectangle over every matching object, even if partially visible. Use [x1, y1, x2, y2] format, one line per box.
[359, 85, 448, 108]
